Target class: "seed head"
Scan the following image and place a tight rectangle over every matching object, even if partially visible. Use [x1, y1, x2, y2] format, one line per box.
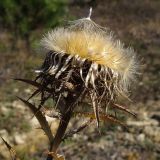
[36, 16, 138, 126]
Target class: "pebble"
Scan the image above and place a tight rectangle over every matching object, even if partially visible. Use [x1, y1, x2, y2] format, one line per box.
[137, 133, 145, 142]
[14, 133, 27, 144]
[144, 126, 160, 142]
[0, 106, 10, 114]
[125, 133, 135, 142]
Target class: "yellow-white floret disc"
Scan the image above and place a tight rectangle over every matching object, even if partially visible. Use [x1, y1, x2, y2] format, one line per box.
[41, 18, 138, 94]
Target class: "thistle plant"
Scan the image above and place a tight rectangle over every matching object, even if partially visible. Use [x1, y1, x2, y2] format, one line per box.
[16, 9, 138, 160]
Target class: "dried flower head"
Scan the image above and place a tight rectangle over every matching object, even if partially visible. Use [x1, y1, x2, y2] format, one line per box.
[18, 9, 139, 159]
[38, 14, 138, 123]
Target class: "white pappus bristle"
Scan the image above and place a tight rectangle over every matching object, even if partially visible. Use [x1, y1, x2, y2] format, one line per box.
[40, 18, 138, 95]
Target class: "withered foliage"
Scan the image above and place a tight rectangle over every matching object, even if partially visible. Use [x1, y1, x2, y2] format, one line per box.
[6, 12, 138, 160]
[14, 50, 136, 159]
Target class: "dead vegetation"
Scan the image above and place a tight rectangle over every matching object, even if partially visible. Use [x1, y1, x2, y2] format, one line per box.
[0, 0, 160, 160]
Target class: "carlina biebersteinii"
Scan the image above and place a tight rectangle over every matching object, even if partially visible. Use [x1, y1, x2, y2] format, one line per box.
[17, 8, 139, 160]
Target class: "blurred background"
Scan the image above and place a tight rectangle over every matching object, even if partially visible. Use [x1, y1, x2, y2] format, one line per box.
[0, 0, 159, 160]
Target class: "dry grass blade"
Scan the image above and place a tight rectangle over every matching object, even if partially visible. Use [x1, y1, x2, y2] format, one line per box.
[1, 137, 18, 160]
[17, 97, 54, 142]
[14, 78, 52, 93]
[112, 103, 137, 117]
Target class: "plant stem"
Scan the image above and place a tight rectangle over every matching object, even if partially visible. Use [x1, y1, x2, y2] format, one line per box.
[46, 86, 85, 160]
[46, 109, 72, 160]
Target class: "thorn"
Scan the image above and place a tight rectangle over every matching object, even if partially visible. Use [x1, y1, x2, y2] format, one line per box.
[112, 103, 137, 117]
[1, 137, 17, 160]
[14, 78, 52, 93]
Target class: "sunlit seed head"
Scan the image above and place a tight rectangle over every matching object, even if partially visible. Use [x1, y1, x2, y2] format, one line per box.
[41, 18, 138, 95]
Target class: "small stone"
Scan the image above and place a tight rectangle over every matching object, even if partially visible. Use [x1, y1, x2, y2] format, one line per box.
[0, 106, 10, 115]
[125, 133, 134, 142]
[144, 126, 154, 136]
[14, 133, 26, 144]
[137, 133, 145, 142]
[144, 126, 160, 142]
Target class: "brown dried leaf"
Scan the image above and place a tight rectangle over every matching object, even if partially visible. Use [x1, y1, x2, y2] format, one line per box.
[17, 97, 54, 142]
[1, 137, 18, 160]
[14, 78, 52, 93]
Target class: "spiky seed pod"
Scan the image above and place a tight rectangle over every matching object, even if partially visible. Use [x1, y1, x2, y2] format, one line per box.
[36, 16, 138, 127]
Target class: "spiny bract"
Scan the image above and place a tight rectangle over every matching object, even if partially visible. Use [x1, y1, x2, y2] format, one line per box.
[41, 18, 138, 95]
[36, 16, 139, 127]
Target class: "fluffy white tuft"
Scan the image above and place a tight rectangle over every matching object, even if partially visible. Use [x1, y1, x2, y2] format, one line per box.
[40, 18, 138, 94]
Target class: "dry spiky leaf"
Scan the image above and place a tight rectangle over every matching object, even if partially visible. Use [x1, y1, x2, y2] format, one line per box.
[1, 137, 18, 160]
[112, 103, 136, 117]
[14, 78, 52, 93]
[63, 119, 93, 140]
[17, 97, 54, 142]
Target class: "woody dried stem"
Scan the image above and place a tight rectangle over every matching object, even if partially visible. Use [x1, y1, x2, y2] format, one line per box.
[47, 86, 85, 160]
[47, 110, 72, 160]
